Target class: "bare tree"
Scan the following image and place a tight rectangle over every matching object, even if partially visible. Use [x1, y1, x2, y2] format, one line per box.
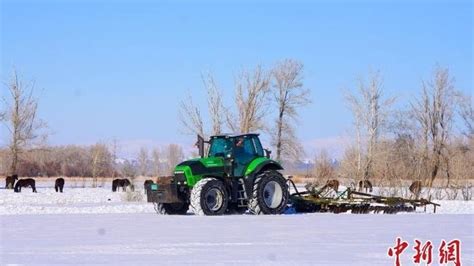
[179, 72, 224, 139]
[110, 138, 120, 179]
[344, 96, 364, 181]
[180, 65, 270, 138]
[203, 72, 224, 135]
[90, 143, 112, 187]
[227, 65, 271, 133]
[178, 91, 204, 137]
[165, 144, 184, 175]
[410, 80, 432, 183]
[271, 59, 311, 161]
[0, 149, 9, 175]
[151, 147, 161, 176]
[59, 145, 90, 177]
[313, 149, 335, 181]
[1, 70, 46, 174]
[458, 93, 473, 138]
[344, 71, 394, 181]
[411, 66, 457, 187]
[121, 159, 138, 179]
[0, 105, 5, 122]
[137, 147, 149, 176]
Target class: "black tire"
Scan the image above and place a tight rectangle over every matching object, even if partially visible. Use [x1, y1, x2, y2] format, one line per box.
[248, 170, 289, 215]
[153, 202, 189, 215]
[191, 178, 228, 216]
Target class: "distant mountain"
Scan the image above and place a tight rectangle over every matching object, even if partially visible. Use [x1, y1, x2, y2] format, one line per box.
[281, 158, 340, 175]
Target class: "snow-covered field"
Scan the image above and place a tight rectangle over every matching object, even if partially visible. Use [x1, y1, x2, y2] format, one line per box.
[0, 187, 155, 215]
[1, 185, 473, 265]
[1, 186, 472, 215]
[1, 213, 473, 265]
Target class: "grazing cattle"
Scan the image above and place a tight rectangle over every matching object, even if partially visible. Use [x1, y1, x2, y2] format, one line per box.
[14, 178, 37, 193]
[409, 180, 423, 198]
[358, 180, 373, 193]
[55, 178, 65, 193]
[112, 179, 134, 192]
[325, 179, 340, 193]
[144, 180, 154, 194]
[5, 174, 18, 189]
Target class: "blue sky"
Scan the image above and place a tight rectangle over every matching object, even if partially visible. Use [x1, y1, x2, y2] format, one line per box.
[0, 0, 472, 157]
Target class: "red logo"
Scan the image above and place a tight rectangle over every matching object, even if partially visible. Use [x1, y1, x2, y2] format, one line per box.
[387, 238, 462, 266]
[439, 239, 461, 266]
[388, 237, 409, 266]
[413, 239, 433, 264]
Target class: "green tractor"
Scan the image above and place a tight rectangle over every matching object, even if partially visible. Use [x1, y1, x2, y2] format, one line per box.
[147, 133, 289, 216]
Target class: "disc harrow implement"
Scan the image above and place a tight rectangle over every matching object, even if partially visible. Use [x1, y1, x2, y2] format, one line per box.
[287, 179, 440, 214]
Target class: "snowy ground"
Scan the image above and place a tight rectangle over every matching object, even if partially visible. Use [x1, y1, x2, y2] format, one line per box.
[1, 213, 473, 265]
[1, 185, 473, 265]
[0, 187, 155, 215]
[1, 186, 472, 215]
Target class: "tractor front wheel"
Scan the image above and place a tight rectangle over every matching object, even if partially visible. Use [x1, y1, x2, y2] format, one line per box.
[191, 178, 229, 216]
[154, 202, 189, 215]
[248, 170, 289, 215]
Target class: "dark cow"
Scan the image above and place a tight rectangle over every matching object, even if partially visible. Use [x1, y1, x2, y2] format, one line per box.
[112, 179, 134, 192]
[14, 178, 37, 193]
[144, 179, 154, 194]
[409, 180, 423, 199]
[5, 174, 18, 189]
[358, 180, 373, 193]
[55, 178, 65, 193]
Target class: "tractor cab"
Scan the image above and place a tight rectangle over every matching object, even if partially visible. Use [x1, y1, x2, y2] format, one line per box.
[206, 133, 265, 177]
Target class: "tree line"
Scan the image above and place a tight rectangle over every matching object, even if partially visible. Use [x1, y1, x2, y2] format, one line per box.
[179, 59, 310, 161]
[318, 66, 473, 188]
[1, 63, 472, 188]
[179, 62, 472, 187]
[0, 142, 185, 180]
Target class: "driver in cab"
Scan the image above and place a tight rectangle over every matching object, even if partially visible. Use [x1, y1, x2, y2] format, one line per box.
[233, 137, 253, 176]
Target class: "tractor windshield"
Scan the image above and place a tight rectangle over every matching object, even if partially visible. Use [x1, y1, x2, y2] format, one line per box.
[208, 137, 232, 158]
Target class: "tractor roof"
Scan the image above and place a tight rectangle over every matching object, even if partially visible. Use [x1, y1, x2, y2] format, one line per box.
[210, 133, 260, 138]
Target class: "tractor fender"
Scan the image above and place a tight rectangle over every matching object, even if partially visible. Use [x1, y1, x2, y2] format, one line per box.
[243, 159, 284, 198]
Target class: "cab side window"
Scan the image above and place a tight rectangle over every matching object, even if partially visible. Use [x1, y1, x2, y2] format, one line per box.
[251, 136, 264, 157]
[243, 138, 256, 155]
[233, 137, 257, 176]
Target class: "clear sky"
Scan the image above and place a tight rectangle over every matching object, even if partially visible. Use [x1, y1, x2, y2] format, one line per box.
[0, 0, 472, 158]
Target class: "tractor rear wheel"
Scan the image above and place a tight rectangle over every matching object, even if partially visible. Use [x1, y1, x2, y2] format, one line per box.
[191, 178, 229, 216]
[248, 170, 289, 215]
[154, 202, 189, 215]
